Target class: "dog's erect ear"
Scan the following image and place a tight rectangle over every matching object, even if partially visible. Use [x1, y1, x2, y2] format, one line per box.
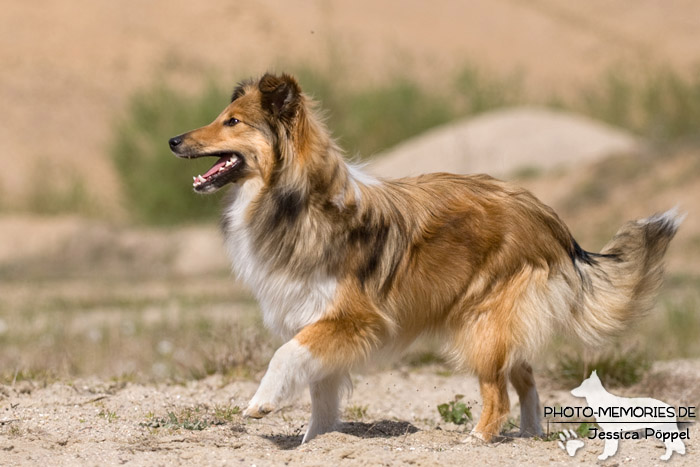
[259, 73, 302, 123]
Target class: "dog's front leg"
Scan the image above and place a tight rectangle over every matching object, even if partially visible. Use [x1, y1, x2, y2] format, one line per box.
[243, 339, 324, 419]
[244, 300, 385, 442]
[303, 372, 347, 443]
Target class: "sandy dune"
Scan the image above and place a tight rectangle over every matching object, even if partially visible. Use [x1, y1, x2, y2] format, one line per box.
[369, 107, 641, 179]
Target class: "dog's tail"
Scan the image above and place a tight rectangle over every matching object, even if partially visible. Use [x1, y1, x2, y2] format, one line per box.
[567, 208, 683, 345]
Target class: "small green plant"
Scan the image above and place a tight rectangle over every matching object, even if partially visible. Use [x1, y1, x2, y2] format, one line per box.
[98, 409, 119, 423]
[437, 395, 473, 425]
[345, 404, 368, 421]
[536, 431, 564, 442]
[575, 422, 595, 438]
[538, 423, 596, 442]
[213, 404, 241, 423]
[141, 404, 240, 431]
[141, 410, 209, 431]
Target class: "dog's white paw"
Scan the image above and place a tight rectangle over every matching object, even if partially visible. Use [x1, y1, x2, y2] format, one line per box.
[243, 401, 274, 419]
[557, 429, 584, 457]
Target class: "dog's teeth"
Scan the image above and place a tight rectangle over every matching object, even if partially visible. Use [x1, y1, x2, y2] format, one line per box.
[225, 159, 233, 167]
[218, 166, 225, 172]
[198, 175, 206, 183]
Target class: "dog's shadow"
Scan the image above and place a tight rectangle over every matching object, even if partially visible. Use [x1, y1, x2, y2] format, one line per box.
[264, 420, 419, 450]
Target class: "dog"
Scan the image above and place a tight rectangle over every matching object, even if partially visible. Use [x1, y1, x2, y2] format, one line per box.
[572, 370, 686, 460]
[169, 73, 681, 443]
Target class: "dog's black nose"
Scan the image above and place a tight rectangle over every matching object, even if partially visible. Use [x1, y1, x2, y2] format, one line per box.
[169, 136, 183, 149]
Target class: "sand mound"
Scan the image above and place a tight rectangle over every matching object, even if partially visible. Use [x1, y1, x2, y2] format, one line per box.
[368, 107, 642, 179]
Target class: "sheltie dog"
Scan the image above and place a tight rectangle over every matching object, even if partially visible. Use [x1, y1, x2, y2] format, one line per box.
[169, 73, 681, 443]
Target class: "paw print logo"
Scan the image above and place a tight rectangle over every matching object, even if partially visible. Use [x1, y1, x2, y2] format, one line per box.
[558, 429, 584, 457]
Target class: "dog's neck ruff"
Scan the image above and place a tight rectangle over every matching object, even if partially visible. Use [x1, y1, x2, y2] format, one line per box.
[221, 178, 342, 339]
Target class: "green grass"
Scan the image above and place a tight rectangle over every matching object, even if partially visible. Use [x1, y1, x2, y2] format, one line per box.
[641, 290, 700, 359]
[140, 404, 241, 431]
[344, 404, 368, 421]
[98, 408, 119, 423]
[551, 349, 651, 388]
[141, 407, 220, 431]
[575, 422, 595, 438]
[110, 80, 231, 225]
[577, 67, 700, 144]
[538, 423, 595, 442]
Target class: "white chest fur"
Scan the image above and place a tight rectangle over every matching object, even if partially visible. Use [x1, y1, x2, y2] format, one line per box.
[222, 180, 337, 340]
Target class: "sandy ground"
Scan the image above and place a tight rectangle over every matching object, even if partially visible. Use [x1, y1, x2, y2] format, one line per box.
[1, 364, 698, 466]
[3, 0, 700, 211]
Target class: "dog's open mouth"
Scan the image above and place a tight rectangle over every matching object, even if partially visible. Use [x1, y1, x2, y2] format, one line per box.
[190, 152, 245, 193]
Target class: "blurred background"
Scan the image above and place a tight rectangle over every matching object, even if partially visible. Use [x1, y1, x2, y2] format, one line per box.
[1, 0, 699, 387]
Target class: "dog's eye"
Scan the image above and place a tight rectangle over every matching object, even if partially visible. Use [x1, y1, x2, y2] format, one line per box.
[224, 118, 240, 127]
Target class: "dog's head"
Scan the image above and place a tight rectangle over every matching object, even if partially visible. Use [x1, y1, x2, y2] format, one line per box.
[169, 73, 304, 193]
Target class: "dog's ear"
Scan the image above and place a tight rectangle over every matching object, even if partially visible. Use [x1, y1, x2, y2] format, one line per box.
[259, 73, 302, 124]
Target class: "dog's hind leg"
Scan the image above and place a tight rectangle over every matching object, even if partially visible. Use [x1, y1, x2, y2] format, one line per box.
[456, 304, 513, 442]
[303, 372, 347, 443]
[462, 333, 511, 442]
[469, 371, 510, 442]
[510, 362, 543, 437]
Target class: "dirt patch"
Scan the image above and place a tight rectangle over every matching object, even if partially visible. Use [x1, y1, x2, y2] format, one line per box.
[0, 365, 697, 465]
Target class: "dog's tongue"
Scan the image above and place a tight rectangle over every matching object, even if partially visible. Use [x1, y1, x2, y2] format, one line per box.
[203, 156, 230, 178]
